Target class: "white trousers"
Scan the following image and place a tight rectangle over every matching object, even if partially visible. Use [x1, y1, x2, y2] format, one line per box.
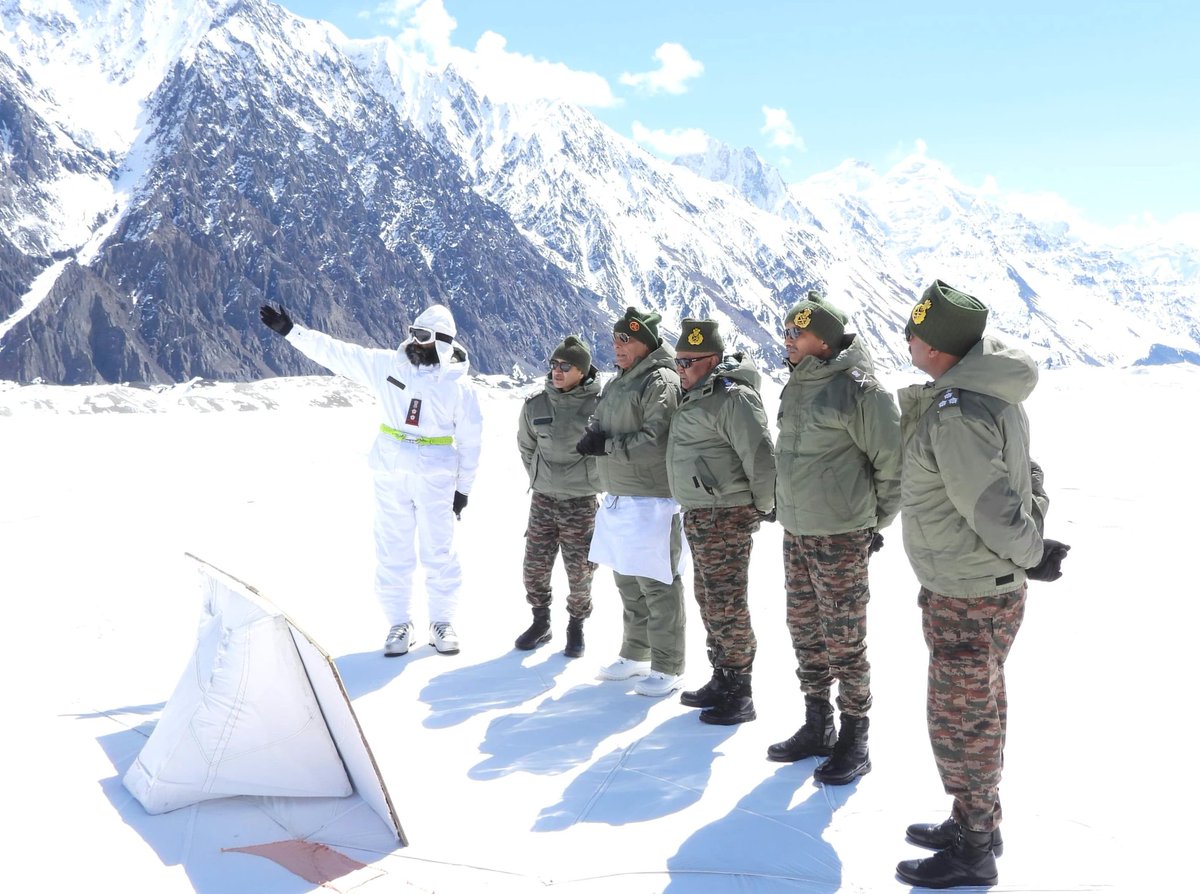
[372, 467, 462, 626]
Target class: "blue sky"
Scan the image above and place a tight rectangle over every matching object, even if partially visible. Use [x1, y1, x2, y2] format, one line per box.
[279, 0, 1199, 236]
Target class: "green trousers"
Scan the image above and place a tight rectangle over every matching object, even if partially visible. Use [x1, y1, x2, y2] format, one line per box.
[613, 513, 686, 675]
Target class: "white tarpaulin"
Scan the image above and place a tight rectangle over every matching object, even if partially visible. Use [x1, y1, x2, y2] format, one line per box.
[122, 555, 404, 844]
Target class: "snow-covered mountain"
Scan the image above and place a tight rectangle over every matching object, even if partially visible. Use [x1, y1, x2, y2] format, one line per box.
[354, 50, 920, 371]
[787, 154, 1200, 367]
[0, 0, 609, 383]
[1, 0, 1197, 384]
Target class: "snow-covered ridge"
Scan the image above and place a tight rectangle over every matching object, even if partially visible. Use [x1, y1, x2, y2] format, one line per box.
[0, 372, 544, 415]
[2, 0, 1198, 382]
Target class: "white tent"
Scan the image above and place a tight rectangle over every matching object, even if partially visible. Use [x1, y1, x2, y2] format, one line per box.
[122, 554, 404, 845]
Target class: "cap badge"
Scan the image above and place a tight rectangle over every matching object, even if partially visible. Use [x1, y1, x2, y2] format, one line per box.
[687, 327, 704, 346]
[912, 298, 932, 325]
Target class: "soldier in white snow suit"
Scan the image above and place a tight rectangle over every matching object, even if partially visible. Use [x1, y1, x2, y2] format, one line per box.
[260, 302, 483, 657]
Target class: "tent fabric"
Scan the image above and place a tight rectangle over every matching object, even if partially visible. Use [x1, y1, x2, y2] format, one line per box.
[123, 566, 353, 813]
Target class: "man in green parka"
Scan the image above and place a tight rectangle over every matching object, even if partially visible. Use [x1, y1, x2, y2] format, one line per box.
[766, 291, 901, 787]
[577, 307, 686, 698]
[666, 319, 776, 725]
[894, 280, 1070, 889]
[515, 335, 602, 658]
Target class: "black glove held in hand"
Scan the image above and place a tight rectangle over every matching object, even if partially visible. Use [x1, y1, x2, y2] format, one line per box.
[452, 491, 468, 519]
[868, 532, 884, 555]
[576, 428, 608, 456]
[1026, 538, 1070, 582]
[260, 304, 293, 336]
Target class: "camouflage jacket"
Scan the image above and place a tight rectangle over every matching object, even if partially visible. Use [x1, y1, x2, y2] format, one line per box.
[594, 343, 681, 498]
[517, 370, 602, 500]
[898, 335, 1044, 597]
[666, 354, 777, 512]
[775, 335, 902, 536]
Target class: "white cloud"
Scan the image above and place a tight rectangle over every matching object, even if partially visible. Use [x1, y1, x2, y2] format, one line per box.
[370, 0, 423, 29]
[619, 43, 704, 95]
[994, 187, 1200, 253]
[630, 121, 710, 157]
[977, 166, 1200, 253]
[461, 31, 618, 107]
[374, 0, 617, 107]
[760, 106, 805, 151]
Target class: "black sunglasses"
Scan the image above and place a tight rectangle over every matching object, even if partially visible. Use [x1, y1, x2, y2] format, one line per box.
[548, 360, 575, 373]
[674, 354, 717, 369]
[409, 326, 435, 344]
[614, 331, 633, 343]
[783, 326, 804, 340]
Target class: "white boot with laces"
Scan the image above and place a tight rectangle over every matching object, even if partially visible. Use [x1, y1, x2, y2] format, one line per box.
[429, 621, 460, 654]
[384, 623, 414, 657]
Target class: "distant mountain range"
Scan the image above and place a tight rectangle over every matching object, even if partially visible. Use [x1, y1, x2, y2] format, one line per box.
[2, 0, 1197, 385]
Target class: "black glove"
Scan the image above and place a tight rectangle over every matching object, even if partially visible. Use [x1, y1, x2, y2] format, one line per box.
[1026, 538, 1071, 582]
[452, 490, 468, 519]
[260, 303, 293, 337]
[576, 428, 608, 456]
[868, 532, 884, 555]
[759, 508, 776, 524]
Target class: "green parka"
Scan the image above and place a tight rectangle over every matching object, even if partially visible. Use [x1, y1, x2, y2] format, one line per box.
[898, 335, 1044, 597]
[594, 343, 681, 498]
[775, 335, 902, 536]
[517, 369, 602, 499]
[666, 354, 777, 512]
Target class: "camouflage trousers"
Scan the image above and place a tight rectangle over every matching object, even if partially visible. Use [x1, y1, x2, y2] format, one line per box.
[783, 528, 874, 716]
[523, 492, 597, 619]
[684, 504, 761, 672]
[920, 585, 1026, 833]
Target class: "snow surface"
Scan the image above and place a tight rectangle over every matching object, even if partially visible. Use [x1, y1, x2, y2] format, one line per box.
[3, 365, 1192, 892]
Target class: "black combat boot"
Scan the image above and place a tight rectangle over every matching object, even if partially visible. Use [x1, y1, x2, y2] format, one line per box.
[514, 607, 551, 650]
[813, 714, 871, 785]
[896, 826, 999, 888]
[680, 664, 725, 708]
[766, 695, 836, 762]
[699, 669, 756, 725]
[563, 616, 585, 658]
[907, 816, 1004, 857]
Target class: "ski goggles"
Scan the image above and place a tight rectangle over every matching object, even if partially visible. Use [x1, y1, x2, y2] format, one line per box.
[548, 360, 575, 372]
[408, 326, 436, 344]
[674, 354, 717, 369]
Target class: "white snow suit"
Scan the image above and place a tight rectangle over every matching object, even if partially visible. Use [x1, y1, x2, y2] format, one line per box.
[286, 304, 483, 625]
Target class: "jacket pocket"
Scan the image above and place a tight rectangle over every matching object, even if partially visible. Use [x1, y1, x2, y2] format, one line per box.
[691, 458, 719, 496]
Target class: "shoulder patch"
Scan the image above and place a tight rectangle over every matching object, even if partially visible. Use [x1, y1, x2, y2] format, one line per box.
[936, 388, 963, 416]
[720, 377, 738, 392]
[844, 366, 876, 389]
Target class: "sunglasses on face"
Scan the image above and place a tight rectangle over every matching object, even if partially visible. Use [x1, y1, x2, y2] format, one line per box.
[674, 354, 717, 369]
[409, 326, 435, 344]
[614, 332, 633, 343]
[548, 360, 575, 373]
[783, 326, 804, 340]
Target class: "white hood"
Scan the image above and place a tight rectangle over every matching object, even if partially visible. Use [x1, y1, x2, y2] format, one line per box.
[402, 303, 470, 374]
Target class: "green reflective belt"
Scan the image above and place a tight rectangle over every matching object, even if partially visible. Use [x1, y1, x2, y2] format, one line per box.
[380, 423, 453, 446]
